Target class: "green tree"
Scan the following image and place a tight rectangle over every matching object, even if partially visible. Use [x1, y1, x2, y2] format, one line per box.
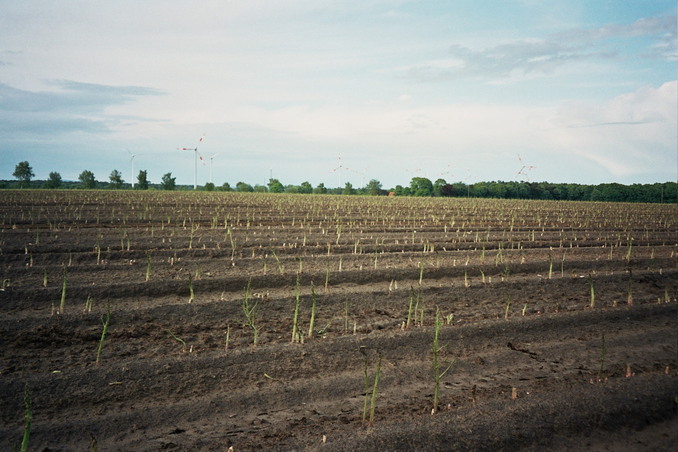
[410, 177, 433, 196]
[439, 183, 454, 197]
[161, 172, 176, 190]
[13, 161, 34, 188]
[220, 182, 232, 192]
[254, 184, 268, 193]
[236, 181, 254, 192]
[342, 182, 355, 195]
[365, 179, 383, 196]
[137, 170, 149, 190]
[268, 178, 284, 193]
[299, 181, 313, 194]
[78, 170, 96, 189]
[433, 178, 447, 197]
[471, 182, 489, 198]
[44, 171, 62, 189]
[487, 181, 507, 199]
[393, 184, 411, 196]
[313, 182, 327, 194]
[204, 182, 215, 191]
[109, 169, 124, 189]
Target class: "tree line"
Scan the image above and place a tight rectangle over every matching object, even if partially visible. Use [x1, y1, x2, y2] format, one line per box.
[5, 161, 676, 203]
[8, 161, 176, 191]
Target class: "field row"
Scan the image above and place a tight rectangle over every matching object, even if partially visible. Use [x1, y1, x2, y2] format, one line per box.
[1, 191, 676, 451]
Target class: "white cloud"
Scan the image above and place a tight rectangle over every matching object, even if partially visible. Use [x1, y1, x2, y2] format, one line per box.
[549, 81, 677, 177]
[403, 12, 676, 83]
[0, 81, 164, 138]
[0, 2, 675, 186]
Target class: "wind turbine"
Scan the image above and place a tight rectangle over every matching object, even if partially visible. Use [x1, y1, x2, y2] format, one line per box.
[332, 154, 350, 187]
[208, 153, 219, 185]
[462, 169, 473, 197]
[127, 149, 143, 189]
[348, 167, 366, 187]
[404, 167, 424, 182]
[516, 154, 536, 182]
[179, 134, 205, 190]
[438, 163, 453, 180]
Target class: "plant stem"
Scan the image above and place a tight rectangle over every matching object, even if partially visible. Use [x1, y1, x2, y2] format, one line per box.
[589, 274, 595, 308]
[627, 269, 633, 305]
[324, 266, 330, 291]
[362, 356, 370, 425]
[95, 305, 111, 363]
[369, 353, 382, 426]
[242, 279, 259, 345]
[59, 268, 67, 314]
[432, 308, 454, 413]
[626, 236, 633, 262]
[308, 282, 317, 339]
[227, 228, 236, 260]
[272, 249, 284, 274]
[145, 252, 151, 281]
[21, 383, 31, 452]
[406, 286, 415, 328]
[188, 273, 195, 303]
[292, 275, 301, 343]
[166, 328, 187, 352]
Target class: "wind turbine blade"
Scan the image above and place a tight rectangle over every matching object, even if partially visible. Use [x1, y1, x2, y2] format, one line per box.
[196, 133, 206, 150]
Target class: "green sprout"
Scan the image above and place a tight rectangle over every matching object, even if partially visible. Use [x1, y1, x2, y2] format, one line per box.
[145, 252, 151, 281]
[95, 305, 111, 364]
[20, 383, 31, 452]
[432, 308, 454, 413]
[291, 275, 301, 343]
[361, 347, 383, 427]
[588, 273, 595, 308]
[242, 279, 259, 345]
[59, 268, 67, 314]
[166, 328, 187, 352]
[307, 282, 317, 339]
[188, 273, 195, 303]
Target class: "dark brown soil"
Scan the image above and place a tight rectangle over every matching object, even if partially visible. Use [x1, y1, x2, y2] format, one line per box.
[1, 191, 676, 451]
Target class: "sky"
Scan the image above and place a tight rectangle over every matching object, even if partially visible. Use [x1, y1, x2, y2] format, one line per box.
[1, 1, 676, 189]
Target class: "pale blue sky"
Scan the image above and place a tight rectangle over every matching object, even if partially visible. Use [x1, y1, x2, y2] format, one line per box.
[1, 1, 676, 188]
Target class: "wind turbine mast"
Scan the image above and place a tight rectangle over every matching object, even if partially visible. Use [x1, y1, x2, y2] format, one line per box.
[209, 153, 220, 185]
[127, 149, 141, 189]
[179, 134, 205, 190]
[332, 154, 348, 187]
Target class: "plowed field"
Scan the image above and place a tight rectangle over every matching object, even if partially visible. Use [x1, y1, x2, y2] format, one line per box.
[1, 191, 676, 451]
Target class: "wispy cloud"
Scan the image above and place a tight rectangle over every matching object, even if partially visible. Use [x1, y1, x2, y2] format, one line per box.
[556, 14, 676, 43]
[0, 2, 675, 186]
[404, 13, 676, 82]
[0, 81, 164, 113]
[549, 81, 677, 177]
[0, 81, 165, 136]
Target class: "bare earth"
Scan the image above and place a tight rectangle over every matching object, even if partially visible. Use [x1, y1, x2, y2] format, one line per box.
[1, 191, 676, 451]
